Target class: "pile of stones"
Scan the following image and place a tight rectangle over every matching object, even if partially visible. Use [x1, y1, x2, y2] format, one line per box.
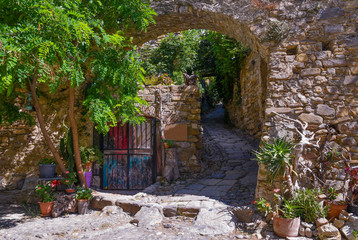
[294, 210, 358, 240]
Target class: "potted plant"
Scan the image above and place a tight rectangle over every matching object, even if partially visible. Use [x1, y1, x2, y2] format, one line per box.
[39, 158, 57, 178]
[75, 187, 92, 214]
[80, 146, 103, 188]
[273, 197, 301, 238]
[161, 136, 174, 149]
[35, 183, 55, 217]
[324, 187, 347, 219]
[346, 167, 358, 215]
[62, 171, 78, 194]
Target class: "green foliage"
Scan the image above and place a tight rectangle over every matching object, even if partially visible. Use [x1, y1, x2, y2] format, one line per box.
[253, 138, 295, 185]
[80, 146, 103, 165]
[39, 158, 55, 165]
[0, 0, 156, 133]
[327, 187, 338, 201]
[254, 198, 272, 216]
[75, 187, 92, 200]
[144, 73, 174, 86]
[35, 183, 54, 202]
[279, 198, 300, 219]
[62, 171, 78, 187]
[196, 31, 250, 104]
[60, 128, 75, 172]
[139, 30, 201, 84]
[292, 188, 328, 223]
[139, 30, 250, 105]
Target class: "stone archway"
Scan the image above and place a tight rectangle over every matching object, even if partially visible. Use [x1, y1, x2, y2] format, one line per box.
[129, 0, 358, 199]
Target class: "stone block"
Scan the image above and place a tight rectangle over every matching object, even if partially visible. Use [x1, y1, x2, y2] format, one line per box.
[317, 104, 335, 117]
[116, 201, 142, 215]
[324, 24, 344, 34]
[344, 75, 358, 85]
[322, 58, 347, 67]
[298, 113, 323, 124]
[318, 223, 341, 240]
[300, 68, 321, 76]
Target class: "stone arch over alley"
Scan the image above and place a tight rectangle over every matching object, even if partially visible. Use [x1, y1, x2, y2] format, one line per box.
[129, 0, 358, 198]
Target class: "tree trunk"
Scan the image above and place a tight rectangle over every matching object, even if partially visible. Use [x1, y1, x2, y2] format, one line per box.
[68, 86, 88, 188]
[29, 77, 67, 175]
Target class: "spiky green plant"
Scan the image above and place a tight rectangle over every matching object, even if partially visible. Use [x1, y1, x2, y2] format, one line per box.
[253, 137, 294, 184]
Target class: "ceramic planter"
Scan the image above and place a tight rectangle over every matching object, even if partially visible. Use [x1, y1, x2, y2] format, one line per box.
[77, 199, 89, 214]
[84, 171, 92, 188]
[39, 201, 54, 217]
[39, 164, 57, 178]
[273, 215, 300, 237]
[324, 201, 347, 219]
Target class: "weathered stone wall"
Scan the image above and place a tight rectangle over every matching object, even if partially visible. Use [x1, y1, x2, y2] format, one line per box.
[0, 84, 201, 190]
[133, 0, 358, 198]
[0, 85, 92, 190]
[139, 85, 202, 174]
[257, 3, 358, 198]
[226, 51, 268, 138]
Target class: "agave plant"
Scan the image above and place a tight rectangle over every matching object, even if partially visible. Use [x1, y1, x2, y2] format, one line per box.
[253, 137, 295, 185]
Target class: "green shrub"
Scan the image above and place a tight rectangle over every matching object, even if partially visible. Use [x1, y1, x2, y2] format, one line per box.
[253, 138, 294, 184]
[292, 188, 328, 223]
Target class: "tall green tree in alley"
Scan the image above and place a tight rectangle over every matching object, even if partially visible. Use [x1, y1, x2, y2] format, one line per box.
[0, 0, 156, 187]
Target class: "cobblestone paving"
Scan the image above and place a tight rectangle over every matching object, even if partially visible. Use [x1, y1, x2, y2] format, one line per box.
[149, 107, 260, 206]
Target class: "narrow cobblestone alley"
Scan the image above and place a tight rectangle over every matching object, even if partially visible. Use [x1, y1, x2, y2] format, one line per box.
[166, 106, 260, 206]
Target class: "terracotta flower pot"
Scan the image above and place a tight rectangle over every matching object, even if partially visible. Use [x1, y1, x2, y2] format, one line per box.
[324, 201, 347, 219]
[65, 188, 76, 194]
[273, 214, 300, 237]
[39, 201, 54, 217]
[77, 199, 89, 215]
[164, 142, 170, 149]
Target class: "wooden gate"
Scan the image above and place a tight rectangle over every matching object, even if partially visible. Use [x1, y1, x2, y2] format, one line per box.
[101, 119, 156, 190]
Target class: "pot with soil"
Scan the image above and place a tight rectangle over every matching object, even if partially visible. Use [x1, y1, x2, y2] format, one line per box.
[39, 201, 54, 217]
[39, 158, 57, 178]
[273, 214, 301, 237]
[324, 187, 347, 219]
[324, 200, 347, 219]
[75, 187, 92, 215]
[84, 171, 92, 188]
[35, 183, 55, 217]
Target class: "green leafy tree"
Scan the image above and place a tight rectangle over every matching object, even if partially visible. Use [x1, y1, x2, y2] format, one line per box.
[0, 0, 156, 187]
[140, 30, 201, 84]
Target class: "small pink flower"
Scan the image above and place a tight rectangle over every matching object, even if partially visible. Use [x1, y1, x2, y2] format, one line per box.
[66, 171, 70, 174]
[44, 191, 47, 193]
[78, 171, 82, 174]
[37, 187, 41, 190]
[66, 180, 69, 183]
[273, 189, 280, 193]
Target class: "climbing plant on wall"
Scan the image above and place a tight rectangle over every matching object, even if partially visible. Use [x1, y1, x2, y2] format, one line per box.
[0, 0, 156, 187]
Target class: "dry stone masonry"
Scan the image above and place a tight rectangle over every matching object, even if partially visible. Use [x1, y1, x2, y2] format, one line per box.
[0, 0, 357, 198]
[133, 0, 357, 198]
